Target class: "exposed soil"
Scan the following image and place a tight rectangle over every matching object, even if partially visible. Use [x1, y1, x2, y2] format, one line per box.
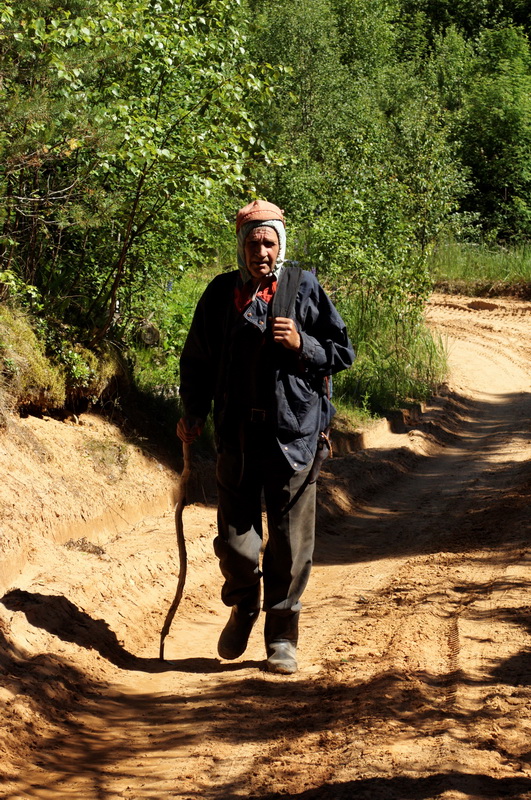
[1, 293, 530, 800]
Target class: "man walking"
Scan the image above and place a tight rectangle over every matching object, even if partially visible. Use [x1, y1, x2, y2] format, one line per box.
[177, 200, 354, 674]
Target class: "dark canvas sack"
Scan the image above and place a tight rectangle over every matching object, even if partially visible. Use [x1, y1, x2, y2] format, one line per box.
[272, 266, 332, 483]
[271, 264, 302, 319]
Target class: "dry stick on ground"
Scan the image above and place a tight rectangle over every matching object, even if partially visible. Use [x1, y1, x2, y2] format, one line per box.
[159, 442, 191, 660]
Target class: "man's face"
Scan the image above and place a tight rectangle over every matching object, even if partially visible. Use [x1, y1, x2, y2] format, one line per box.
[244, 227, 280, 283]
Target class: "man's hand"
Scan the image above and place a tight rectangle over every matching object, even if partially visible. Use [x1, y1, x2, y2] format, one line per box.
[271, 316, 301, 351]
[176, 416, 204, 444]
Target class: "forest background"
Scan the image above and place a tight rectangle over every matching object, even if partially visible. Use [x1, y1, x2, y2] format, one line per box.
[1, 0, 531, 433]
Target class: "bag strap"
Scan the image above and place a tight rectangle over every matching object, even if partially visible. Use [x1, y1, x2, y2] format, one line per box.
[271, 266, 302, 319]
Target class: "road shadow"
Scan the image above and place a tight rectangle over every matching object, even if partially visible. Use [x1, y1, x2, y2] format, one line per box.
[1, 589, 260, 674]
[479, 603, 531, 689]
[5, 654, 531, 799]
[4, 385, 531, 799]
[243, 773, 531, 799]
[3, 577, 531, 796]
[315, 388, 531, 567]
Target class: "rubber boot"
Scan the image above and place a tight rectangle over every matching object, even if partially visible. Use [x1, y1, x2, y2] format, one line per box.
[264, 612, 299, 675]
[217, 590, 260, 660]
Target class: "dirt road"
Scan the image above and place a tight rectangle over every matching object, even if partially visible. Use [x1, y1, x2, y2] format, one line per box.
[1, 294, 530, 800]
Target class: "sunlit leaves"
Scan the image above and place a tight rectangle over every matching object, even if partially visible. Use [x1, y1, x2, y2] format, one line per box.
[0, 0, 273, 334]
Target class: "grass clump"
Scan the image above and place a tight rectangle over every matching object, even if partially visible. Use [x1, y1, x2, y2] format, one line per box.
[54, 339, 125, 408]
[0, 306, 66, 414]
[334, 293, 447, 414]
[429, 239, 531, 291]
[64, 537, 106, 557]
[0, 305, 126, 419]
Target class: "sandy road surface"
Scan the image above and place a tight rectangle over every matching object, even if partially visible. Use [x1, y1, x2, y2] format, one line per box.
[1, 293, 530, 800]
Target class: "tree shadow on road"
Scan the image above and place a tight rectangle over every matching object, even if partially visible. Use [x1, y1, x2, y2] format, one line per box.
[244, 773, 531, 799]
[316, 388, 531, 568]
[3, 583, 531, 800]
[1, 589, 260, 674]
[3, 385, 531, 799]
[4, 654, 531, 800]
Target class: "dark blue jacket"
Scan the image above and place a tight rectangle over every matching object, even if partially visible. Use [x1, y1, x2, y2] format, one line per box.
[179, 269, 354, 470]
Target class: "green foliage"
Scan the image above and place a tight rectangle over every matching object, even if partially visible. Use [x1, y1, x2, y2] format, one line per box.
[458, 27, 531, 238]
[246, 0, 466, 303]
[0, 0, 271, 340]
[127, 268, 211, 396]
[245, 0, 350, 218]
[0, 302, 123, 412]
[332, 0, 398, 74]
[45, 329, 124, 402]
[397, 0, 531, 45]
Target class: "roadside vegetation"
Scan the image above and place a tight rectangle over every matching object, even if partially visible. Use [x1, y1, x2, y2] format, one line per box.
[0, 0, 530, 432]
[430, 239, 531, 297]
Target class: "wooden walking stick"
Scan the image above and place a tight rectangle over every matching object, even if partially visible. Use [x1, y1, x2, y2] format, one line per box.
[159, 441, 191, 660]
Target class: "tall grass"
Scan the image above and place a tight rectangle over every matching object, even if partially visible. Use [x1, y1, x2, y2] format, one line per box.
[334, 292, 447, 413]
[429, 239, 531, 284]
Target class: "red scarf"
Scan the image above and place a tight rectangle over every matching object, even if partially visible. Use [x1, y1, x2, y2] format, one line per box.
[234, 279, 277, 314]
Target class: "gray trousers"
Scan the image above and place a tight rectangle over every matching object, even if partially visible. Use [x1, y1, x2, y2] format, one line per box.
[214, 426, 316, 618]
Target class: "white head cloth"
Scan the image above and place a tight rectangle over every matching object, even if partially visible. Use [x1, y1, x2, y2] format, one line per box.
[237, 219, 286, 285]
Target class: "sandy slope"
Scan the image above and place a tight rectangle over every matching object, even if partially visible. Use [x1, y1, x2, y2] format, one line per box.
[0, 293, 530, 800]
